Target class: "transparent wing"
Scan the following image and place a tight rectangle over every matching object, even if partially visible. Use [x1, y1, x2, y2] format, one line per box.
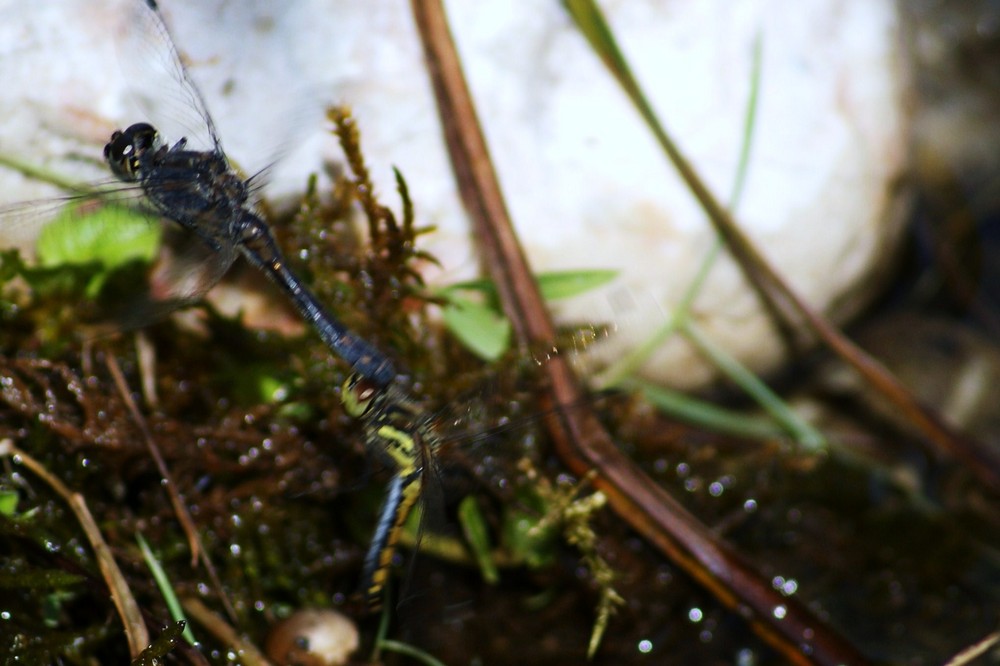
[114, 0, 222, 154]
[0, 186, 237, 331]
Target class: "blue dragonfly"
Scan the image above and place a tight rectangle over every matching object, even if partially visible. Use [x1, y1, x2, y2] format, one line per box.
[0, 0, 396, 387]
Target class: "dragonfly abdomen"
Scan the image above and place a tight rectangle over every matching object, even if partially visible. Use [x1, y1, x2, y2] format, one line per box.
[360, 466, 424, 610]
[343, 373, 434, 609]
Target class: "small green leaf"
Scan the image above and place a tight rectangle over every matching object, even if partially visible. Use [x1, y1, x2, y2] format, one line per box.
[36, 203, 160, 272]
[457, 495, 499, 584]
[441, 295, 511, 361]
[0, 489, 18, 516]
[256, 374, 290, 404]
[437, 269, 615, 360]
[536, 269, 617, 300]
[34, 203, 160, 298]
[444, 269, 617, 302]
[439, 277, 497, 298]
[500, 482, 557, 570]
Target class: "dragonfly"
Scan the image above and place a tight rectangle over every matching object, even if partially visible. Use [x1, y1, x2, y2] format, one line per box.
[3, 0, 396, 387]
[341, 372, 431, 609]
[338, 326, 614, 611]
[4, 0, 616, 615]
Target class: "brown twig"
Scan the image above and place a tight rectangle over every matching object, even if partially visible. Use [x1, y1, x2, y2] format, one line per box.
[105, 350, 239, 624]
[181, 597, 275, 666]
[408, 1, 870, 664]
[0, 439, 149, 657]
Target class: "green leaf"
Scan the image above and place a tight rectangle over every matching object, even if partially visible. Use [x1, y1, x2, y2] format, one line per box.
[438, 269, 616, 360]
[441, 295, 511, 361]
[444, 269, 617, 302]
[501, 485, 557, 570]
[36, 203, 160, 271]
[0, 489, 18, 516]
[457, 495, 499, 584]
[536, 269, 617, 300]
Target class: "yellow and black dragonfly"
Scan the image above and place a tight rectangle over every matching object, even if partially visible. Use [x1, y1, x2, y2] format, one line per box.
[341, 372, 433, 610]
[338, 301, 619, 612]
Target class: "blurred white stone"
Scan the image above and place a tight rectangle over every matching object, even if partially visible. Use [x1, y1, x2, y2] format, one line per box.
[0, 0, 909, 388]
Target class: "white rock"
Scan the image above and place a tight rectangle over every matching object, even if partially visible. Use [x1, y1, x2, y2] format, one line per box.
[0, 0, 909, 388]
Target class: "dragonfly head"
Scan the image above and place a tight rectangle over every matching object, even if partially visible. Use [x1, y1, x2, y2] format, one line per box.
[341, 373, 379, 418]
[104, 123, 162, 182]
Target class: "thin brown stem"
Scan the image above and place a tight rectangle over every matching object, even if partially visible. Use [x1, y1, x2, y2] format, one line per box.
[105, 350, 238, 624]
[408, 1, 870, 663]
[0, 439, 149, 657]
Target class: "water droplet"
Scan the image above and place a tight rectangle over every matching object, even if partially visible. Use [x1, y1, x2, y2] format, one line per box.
[688, 607, 703, 623]
[736, 647, 756, 666]
[637, 639, 653, 654]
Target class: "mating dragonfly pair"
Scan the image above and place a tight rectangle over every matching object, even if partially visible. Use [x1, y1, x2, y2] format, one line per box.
[3, 0, 476, 611]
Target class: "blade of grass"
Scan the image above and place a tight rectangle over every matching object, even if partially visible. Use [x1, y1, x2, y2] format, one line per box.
[0, 153, 96, 194]
[564, 0, 1000, 490]
[594, 29, 760, 387]
[589, 21, 822, 452]
[0, 438, 149, 657]
[682, 320, 826, 451]
[378, 640, 448, 666]
[105, 351, 238, 624]
[136, 532, 197, 646]
[412, 1, 870, 662]
[632, 381, 787, 442]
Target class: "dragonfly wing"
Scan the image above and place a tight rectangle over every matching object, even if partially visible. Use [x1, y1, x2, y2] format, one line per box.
[146, 224, 237, 302]
[114, 0, 222, 155]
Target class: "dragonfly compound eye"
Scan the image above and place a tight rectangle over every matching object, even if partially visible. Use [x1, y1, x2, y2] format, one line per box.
[104, 122, 161, 182]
